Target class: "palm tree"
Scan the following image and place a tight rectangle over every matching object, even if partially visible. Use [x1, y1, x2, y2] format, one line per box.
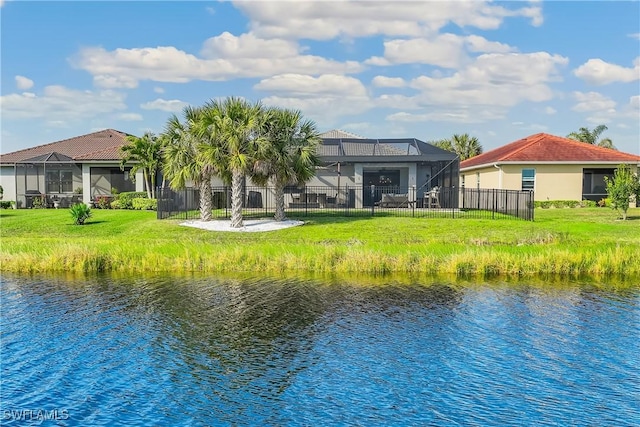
[162, 106, 217, 222]
[202, 97, 266, 228]
[567, 125, 615, 149]
[432, 133, 482, 161]
[120, 132, 163, 198]
[254, 107, 321, 221]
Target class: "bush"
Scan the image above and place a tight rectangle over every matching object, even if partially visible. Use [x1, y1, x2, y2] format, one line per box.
[131, 198, 157, 210]
[536, 200, 583, 209]
[0, 201, 12, 209]
[116, 192, 148, 209]
[110, 199, 123, 209]
[32, 196, 46, 209]
[94, 196, 112, 209]
[69, 203, 92, 225]
[535, 201, 551, 209]
[581, 200, 597, 208]
[598, 198, 611, 208]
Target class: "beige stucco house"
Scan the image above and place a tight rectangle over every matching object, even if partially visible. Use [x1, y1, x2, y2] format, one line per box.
[460, 133, 640, 202]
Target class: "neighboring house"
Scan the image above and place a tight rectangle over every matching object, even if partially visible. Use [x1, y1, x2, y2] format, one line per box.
[0, 129, 145, 208]
[459, 133, 640, 202]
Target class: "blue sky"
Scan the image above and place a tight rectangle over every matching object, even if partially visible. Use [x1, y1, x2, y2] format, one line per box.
[1, 0, 639, 155]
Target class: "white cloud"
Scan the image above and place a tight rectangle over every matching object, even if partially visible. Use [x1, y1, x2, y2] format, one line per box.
[386, 108, 506, 124]
[572, 91, 616, 113]
[153, 87, 165, 94]
[573, 57, 640, 85]
[140, 98, 189, 112]
[544, 106, 557, 115]
[15, 75, 34, 90]
[628, 33, 640, 40]
[255, 74, 367, 97]
[464, 35, 515, 53]
[1, 85, 127, 120]
[235, 1, 542, 40]
[365, 33, 515, 68]
[200, 31, 299, 59]
[93, 74, 139, 89]
[262, 95, 372, 122]
[118, 113, 143, 121]
[366, 34, 467, 68]
[256, 74, 371, 120]
[71, 39, 363, 87]
[630, 95, 640, 110]
[372, 76, 406, 88]
[409, 52, 568, 107]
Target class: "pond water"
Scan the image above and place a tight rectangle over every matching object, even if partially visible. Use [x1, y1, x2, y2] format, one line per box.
[1, 274, 639, 426]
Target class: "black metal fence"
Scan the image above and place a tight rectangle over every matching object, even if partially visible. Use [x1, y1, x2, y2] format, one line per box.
[157, 185, 534, 221]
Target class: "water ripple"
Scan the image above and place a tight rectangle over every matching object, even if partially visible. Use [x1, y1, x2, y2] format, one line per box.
[1, 275, 638, 426]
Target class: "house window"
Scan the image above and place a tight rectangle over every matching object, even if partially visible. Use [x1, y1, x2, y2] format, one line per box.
[522, 168, 535, 191]
[46, 170, 73, 193]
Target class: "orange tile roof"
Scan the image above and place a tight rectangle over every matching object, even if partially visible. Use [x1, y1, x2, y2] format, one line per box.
[461, 133, 640, 170]
[0, 129, 133, 163]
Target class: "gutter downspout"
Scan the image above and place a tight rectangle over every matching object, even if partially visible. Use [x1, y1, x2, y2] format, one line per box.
[493, 163, 502, 189]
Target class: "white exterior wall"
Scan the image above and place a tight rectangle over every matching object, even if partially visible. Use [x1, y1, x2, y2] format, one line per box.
[1, 166, 16, 202]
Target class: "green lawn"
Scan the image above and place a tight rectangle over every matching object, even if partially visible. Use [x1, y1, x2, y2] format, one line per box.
[1, 207, 638, 279]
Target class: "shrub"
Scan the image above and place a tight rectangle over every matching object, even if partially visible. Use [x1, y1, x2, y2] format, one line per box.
[580, 200, 597, 208]
[117, 192, 148, 209]
[598, 198, 611, 208]
[32, 196, 46, 209]
[110, 199, 124, 209]
[69, 203, 92, 225]
[0, 201, 12, 209]
[94, 196, 112, 209]
[131, 198, 157, 210]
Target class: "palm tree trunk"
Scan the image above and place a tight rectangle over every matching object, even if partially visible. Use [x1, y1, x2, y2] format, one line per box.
[274, 182, 286, 221]
[231, 170, 244, 228]
[150, 172, 156, 199]
[199, 180, 212, 222]
[143, 170, 152, 199]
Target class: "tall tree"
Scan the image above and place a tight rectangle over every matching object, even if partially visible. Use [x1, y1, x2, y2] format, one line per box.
[432, 133, 482, 161]
[202, 97, 266, 228]
[254, 107, 321, 221]
[120, 132, 163, 198]
[567, 125, 615, 149]
[162, 106, 217, 222]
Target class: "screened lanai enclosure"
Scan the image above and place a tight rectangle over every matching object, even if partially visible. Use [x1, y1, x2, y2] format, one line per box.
[13, 152, 134, 208]
[313, 137, 460, 207]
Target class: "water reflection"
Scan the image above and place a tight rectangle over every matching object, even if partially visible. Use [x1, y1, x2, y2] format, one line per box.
[1, 274, 638, 426]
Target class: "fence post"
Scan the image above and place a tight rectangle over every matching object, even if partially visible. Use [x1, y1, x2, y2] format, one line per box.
[371, 185, 375, 216]
[492, 188, 496, 219]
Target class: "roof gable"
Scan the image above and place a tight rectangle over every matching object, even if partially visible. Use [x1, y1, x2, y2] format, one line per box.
[461, 133, 640, 169]
[319, 129, 366, 139]
[0, 129, 133, 163]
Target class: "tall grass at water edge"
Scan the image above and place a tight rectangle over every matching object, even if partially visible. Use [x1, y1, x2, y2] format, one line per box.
[0, 208, 639, 280]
